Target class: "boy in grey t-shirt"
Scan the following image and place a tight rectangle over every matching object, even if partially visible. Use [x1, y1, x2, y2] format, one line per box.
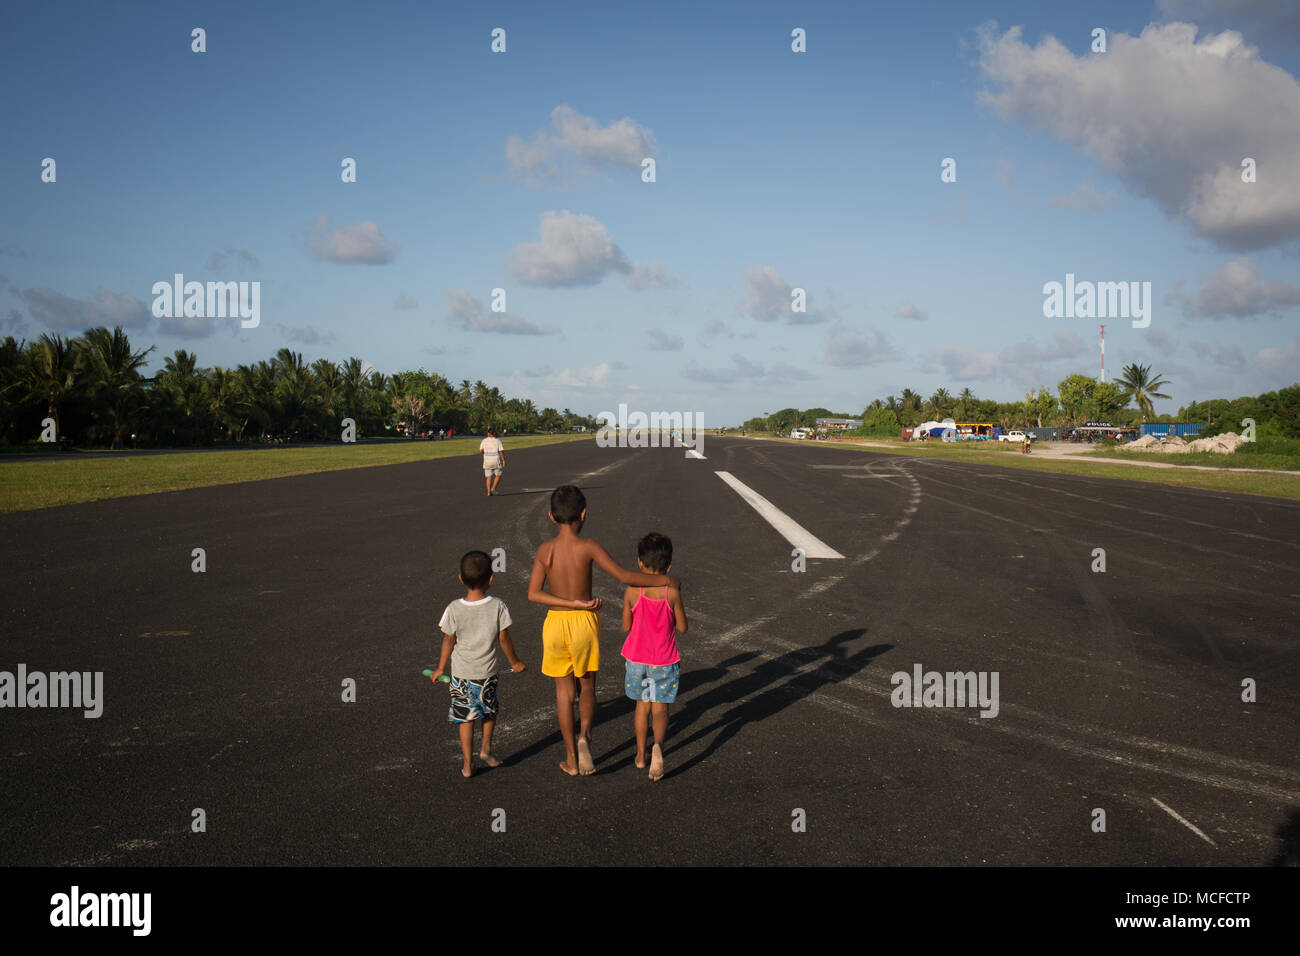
[431, 550, 527, 778]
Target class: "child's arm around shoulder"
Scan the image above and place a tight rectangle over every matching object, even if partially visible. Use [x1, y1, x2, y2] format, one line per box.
[668, 584, 688, 634]
[587, 539, 681, 590]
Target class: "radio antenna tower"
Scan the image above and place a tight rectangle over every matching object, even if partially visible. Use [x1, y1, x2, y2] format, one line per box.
[1100, 324, 1105, 383]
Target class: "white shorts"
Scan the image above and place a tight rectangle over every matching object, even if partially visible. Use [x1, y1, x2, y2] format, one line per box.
[483, 460, 502, 476]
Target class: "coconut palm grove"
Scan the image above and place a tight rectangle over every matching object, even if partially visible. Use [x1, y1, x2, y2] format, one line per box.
[0, 327, 600, 448]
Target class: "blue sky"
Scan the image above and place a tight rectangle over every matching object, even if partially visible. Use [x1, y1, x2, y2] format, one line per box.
[2, 0, 1298, 424]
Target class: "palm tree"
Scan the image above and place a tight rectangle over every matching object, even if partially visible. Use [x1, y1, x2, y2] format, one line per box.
[929, 387, 953, 419]
[1115, 363, 1172, 422]
[79, 326, 154, 447]
[957, 387, 974, 421]
[21, 334, 81, 439]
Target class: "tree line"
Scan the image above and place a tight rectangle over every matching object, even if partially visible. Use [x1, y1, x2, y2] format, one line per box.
[742, 364, 1299, 439]
[0, 327, 598, 448]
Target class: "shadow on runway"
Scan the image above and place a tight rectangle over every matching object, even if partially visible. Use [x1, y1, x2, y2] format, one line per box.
[655, 629, 891, 779]
[502, 632, 890, 778]
[1271, 808, 1300, 866]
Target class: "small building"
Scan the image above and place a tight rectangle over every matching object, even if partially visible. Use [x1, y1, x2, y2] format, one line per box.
[1138, 422, 1206, 438]
[815, 418, 863, 432]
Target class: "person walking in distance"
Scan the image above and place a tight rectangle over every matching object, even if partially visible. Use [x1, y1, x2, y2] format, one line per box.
[480, 428, 505, 496]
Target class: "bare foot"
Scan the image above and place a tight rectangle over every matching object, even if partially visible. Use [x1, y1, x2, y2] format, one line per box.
[635, 753, 647, 769]
[577, 738, 595, 775]
[649, 743, 664, 781]
[479, 752, 502, 768]
[558, 761, 579, 776]
[462, 764, 474, 779]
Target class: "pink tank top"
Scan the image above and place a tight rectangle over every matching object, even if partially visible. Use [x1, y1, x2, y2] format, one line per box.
[621, 588, 679, 666]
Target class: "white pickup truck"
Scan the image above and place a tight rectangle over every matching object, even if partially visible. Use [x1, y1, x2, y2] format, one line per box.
[999, 430, 1033, 443]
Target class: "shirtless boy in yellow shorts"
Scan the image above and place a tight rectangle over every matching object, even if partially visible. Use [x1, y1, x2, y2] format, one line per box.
[528, 485, 679, 776]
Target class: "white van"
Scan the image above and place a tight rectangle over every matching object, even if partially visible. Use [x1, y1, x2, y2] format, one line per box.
[789, 428, 809, 439]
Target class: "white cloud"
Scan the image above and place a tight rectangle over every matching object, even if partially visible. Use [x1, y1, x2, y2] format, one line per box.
[977, 22, 1300, 251]
[738, 265, 827, 324]
[1156, 0, 1300, 51]
[507, 211, 635, 287]
[1255, 336, 1300, 377]
[1167, 257, 1300, 317]
[926, 346, 1002, 381]
[683, 353, 813, 386]
[23, 287, 151, 332]
[305, 215, 397, 264]
[1190, 340, 1247, 369]
[506, 104, 656, 180]
[645, 328, 683, 351]
[824, 325, 900, 368]
[923, 331, 1085, 383]
[895, 302, 928, 321]
[207, 247, 260, 270]
[444, 288, 556, 335]
[625, 261, 673, 290]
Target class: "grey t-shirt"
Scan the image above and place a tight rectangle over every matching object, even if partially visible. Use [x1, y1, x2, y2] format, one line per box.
[438, 596, 513, 680]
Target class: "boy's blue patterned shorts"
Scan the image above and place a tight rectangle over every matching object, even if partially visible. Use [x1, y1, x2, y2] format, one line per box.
[448, 675, 499, 723]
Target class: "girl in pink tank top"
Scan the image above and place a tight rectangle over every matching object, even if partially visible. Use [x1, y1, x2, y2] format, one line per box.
[620, 533, 688, 781]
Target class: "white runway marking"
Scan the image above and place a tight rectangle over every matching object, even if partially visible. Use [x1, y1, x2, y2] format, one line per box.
[686, 449, 706, 459]
[1151, 797, 1218, 847]
[715, 471, 844, 559]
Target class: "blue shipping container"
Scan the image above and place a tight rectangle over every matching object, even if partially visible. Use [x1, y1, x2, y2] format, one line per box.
[1139, 422, 1206, 438]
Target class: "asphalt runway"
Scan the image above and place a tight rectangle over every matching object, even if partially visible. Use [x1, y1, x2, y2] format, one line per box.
[1, 437, 1297, 866]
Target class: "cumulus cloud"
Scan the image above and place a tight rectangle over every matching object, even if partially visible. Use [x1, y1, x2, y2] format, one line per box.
[393, 293, 419, 310]
[23, 287, 151, 332]
[924, 331, 1085, 382]
[207, 247, 260, 270]
[645, 328, 683, 351]
[977, 22, 1300, 251]
[1144, 327, 1180, 354]
[444, 288, 556, 335]
[625, 261, 672, 290]
[156, 313, 220, 338]
[1048, 181, 1118, 210]
[276, 323, 334, 346]
[683, 353, 813, 386]
[824, 325, 900, 368]
[506, 104, 657, 180]
[1190, 340, 1247, 369]
[895, 302, 928, 321]
[1167, 257, 1300, 317]
[737, 265, 828, 324]
[1, 308, 29, 335]
[1255, 336, 1300, 377]
[545, 363, 614, 389]
[1156, 0, 1300, 51]
[305, 215, 397, 264]
[507, 210, 661, 289]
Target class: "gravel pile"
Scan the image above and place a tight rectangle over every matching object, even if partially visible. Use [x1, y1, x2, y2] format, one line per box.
[1125, 432, 1245, 455]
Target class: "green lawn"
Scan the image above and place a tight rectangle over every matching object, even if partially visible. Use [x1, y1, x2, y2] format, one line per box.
[0, 435, 589, 513]
[772, 436, 1300, 500]
[1088, 437, 1300, 471]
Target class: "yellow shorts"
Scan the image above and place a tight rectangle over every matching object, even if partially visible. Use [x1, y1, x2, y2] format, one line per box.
[542, 609, 600, 677]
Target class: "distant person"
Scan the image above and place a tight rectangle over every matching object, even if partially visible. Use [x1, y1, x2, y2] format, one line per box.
[528, 485, 679, 777]
[429, 550, 527, 779]
[479, 428, 505, 496]
[620, 532, 687, 782]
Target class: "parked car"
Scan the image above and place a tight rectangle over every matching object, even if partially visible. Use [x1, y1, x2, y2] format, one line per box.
[999, 430, 1033, 443]
[789, 428, 809, 439]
